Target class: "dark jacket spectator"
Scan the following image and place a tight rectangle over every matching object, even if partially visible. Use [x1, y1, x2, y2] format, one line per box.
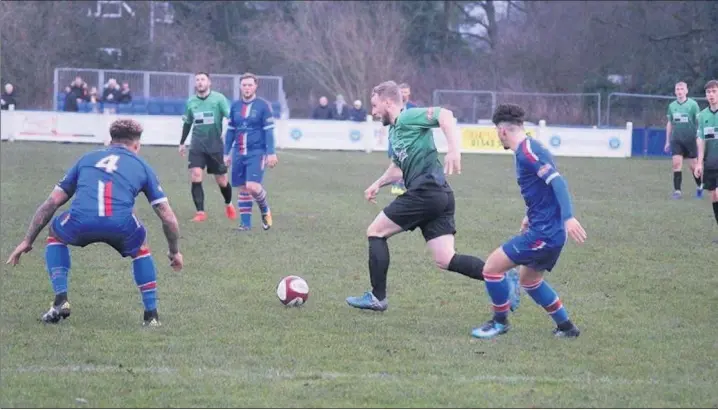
[102, 79, 121, 103]
[118, 82, 132, 104]
[312, 96, 333, 120]
[70, 76, 87, 101]
[348, 100, 367, 122]
[63, 86, 79, 112]
[1, 83, 17, 110]
[332, 94, 349, 120]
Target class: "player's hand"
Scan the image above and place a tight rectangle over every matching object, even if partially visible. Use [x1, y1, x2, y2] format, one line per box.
[168, 252, 184, 272]
[178, 145, 186, 157]
[664, 144, 670, 154]
[223, 155, 231, 166]
[6, 240, 33, 266]
[265, 154, 278, 168]
[694, 164, 703, 178]
[520, 216, 529, 233]
[565, 218, 587, 244]
[364, 183, 380, 204]
[444, 151, 461, 175]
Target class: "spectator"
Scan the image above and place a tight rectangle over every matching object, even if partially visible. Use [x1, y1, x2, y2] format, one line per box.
[67, 76, 87, 108]
[85, 87, 101, 113]
[117, 81, 132, 104]
[63, 86, 79, 112]
[1, 83, 17, 110]
[399, 83, 417, 109]
[102, 78, 121, 103]
[312, 96, 333, 120]
[348, 99, 367, 122]
[332, 94, 349, 120]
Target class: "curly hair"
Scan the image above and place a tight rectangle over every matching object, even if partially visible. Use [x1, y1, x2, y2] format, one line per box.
[492, 103, 525, 126]
[109, 119, 144, 142]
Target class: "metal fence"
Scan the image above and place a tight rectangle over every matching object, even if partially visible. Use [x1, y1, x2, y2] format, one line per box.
[606, 92, 709, 128]
[54, 68, 287, 114]
[432, 89, 602, 126]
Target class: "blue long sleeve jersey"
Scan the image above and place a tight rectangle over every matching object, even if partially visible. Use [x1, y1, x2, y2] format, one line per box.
[224, 97, 276, 156]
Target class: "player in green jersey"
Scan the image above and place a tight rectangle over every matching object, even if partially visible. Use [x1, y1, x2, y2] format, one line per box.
[179, 72, 236, 223]
[693, 80, 718, 243]
[665, 81, 703, 199]
[346, 81, 521, 313]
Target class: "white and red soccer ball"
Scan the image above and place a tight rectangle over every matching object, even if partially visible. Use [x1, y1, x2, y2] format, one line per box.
[276, 275, 309, 306]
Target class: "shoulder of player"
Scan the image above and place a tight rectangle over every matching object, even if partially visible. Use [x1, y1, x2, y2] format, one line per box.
[210, 91, 228, 100]
[397, 107, 425, 123]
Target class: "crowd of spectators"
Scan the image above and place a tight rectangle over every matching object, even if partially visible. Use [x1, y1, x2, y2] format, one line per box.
[62, 76, 133, 113]
[312, 94, 368, 122]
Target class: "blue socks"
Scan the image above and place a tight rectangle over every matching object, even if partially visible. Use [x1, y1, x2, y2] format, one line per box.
[238, 190, 253, 228]
[483, 272, 511, 323]
[132, 247, 158, 312]
[253, 188, 270, 215]
[523, 278, 569, 325]
[46, 238, 71, 297]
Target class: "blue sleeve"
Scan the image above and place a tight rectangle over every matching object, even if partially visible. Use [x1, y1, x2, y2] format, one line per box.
[225, 103, 236, 155]
[263, 102, 276, 155]
[142, 163, 168, 206]
[57, 160, 80, 197]
[521, 140, 574, 221]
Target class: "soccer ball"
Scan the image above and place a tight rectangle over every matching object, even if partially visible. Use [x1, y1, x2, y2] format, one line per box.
[276, 275, 309, 306]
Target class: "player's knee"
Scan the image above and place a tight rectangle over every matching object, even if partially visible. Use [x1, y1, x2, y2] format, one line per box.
[672, 158, 682, 170]
[190, 168, 203, 182]
[131, 245, 151, 259]
[433, 251, 454, 270]
[246, 182, 262, 195]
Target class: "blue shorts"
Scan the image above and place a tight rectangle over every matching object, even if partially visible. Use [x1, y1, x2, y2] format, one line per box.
[50, 211, 147, 258]
[231, 151, 265, 187]
[502, 230, 564, 272]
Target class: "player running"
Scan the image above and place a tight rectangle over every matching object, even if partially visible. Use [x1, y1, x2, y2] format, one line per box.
[693, 80, 718, 243]
[388, 83, 417, 196]
[346, 81, 520, 312]
[224, 72, 278, 231]
[665, 81, 703, 199]
[179, 72, 236, 222]
[6, 119, 183, 327]
[471, 104, 585, 340]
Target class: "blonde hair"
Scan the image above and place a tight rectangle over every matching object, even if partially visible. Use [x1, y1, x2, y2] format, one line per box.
[372, 81, 402, 104]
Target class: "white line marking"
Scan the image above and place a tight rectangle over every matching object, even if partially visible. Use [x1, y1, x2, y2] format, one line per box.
[277, 150, 318, 160]
[7, 365, 710, 387]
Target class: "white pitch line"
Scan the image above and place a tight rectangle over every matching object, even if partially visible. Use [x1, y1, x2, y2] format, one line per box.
[7, 365, 709, 388]
[277, 150, 319, 160]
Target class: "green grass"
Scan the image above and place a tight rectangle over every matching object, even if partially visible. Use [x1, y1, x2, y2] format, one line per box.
[1, 141, 717, 408]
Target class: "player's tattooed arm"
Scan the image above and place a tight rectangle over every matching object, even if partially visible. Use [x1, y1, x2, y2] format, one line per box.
[153, 202, 181, 255]
[375, 162, 403, 187]
[23, 187, 70, 245]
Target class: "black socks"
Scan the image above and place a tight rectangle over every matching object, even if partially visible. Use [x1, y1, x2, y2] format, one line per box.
[447, 254, 485, 281]
[191, 182, 205, 212]
[368, 237, 390, 301]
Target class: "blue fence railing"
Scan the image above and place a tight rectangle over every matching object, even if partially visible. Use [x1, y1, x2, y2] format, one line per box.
[631, 128, 672, 158]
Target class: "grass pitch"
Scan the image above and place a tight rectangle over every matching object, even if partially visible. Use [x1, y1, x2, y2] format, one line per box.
[1, 142, 717, 407]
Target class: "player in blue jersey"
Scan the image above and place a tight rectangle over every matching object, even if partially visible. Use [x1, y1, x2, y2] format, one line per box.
[5, 119, 183, 327]
[388, 83, 417, 196]
[471, 104, 586, 339]
[224, 72, 278, 231]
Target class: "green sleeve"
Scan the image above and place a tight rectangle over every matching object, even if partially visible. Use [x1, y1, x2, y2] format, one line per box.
[219, 95, 230, 119]
[183, 100, 194, 125]
[399, 107, 441, 128]
[666, 103, 672, 120]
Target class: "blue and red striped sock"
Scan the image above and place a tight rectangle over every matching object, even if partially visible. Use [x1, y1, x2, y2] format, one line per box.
[132, 247, 157, 312]
[238, 190, 253, 228]
[484, 272, 511, 323]
[45, 237, 71, 297]
[523, 278, 569, 325]
[253, 187, 270, 215]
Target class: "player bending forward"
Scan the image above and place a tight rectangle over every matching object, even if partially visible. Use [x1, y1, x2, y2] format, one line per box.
[471, 104, 585, 340]
[6, 119, 183, 327]
[693, 79, 718, 243]
[180, 72, 236, 222]
[346, 81, 520, 312]
[224, 72, 278, 231]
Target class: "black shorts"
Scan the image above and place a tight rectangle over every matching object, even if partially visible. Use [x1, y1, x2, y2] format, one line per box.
[188, 149, 227, 175]
[383, 174, 456, 242]
[704, 168, 718, 191]
[670, 139, 697, 159]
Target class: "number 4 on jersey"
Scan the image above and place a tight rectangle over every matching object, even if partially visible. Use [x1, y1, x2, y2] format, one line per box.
[95, 154, 120, 173]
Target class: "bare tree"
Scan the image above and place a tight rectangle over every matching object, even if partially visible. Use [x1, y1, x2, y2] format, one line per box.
[253, 1, 413, 104]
